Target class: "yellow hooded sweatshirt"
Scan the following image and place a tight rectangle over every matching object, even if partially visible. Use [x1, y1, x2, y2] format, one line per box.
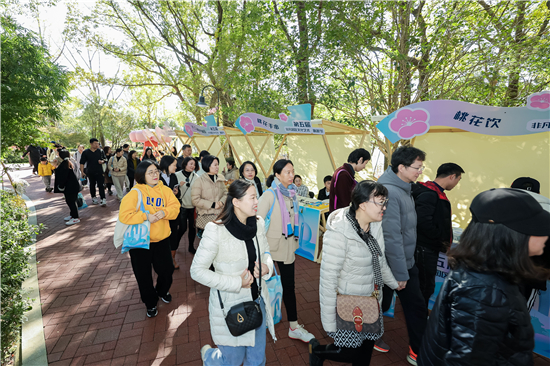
[118, 181, 180, 243]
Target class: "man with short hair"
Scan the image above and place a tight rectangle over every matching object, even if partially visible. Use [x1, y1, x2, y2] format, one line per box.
[176, 144, 193, 171]
[378, 146, 427, 364]
[412, 163, 464, 308]
[196, 150, 210, 176]
[317, 175, 332, 200]
[80, 138, 107, 207]
[122, 144, 130, 159]
[328, 148, 371, 213]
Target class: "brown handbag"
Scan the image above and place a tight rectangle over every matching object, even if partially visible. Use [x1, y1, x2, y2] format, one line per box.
[196, 213, 217, 230]
[335, 285, 381, 334]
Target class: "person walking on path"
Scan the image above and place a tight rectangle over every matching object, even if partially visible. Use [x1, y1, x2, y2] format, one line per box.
[126, 150, 140, 190]
[159, 155, 182, 269]
[175, 156, 199, 254]
[22, 144, 41, 175]
[118, 160, 181, 318]
[38, 157, 54, 192]
[310, 180, 398, 366]
[418, 188, 550, 366]
[191, 155, 228, 238]
[378, 146, 427, 364]
[412, 163, 464, 307]
[80, 138, 107, 207]
[108, 148, 128, 201]
[122, 143, 130, 159]
[239, 161, 263, 198]
[329, 148, 371, 213]
[73, 144, 87, 187]
[54, 149, 82, 226]
[103, 146, 114, 196]
[190, 179, 276, 366]
[257, 159, 315, 343]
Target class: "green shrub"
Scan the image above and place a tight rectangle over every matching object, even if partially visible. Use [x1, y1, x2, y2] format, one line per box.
[3, 148, 28, 164]
[0, 190, 41, 364]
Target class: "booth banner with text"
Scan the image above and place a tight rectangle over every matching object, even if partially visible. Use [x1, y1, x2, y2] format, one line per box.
[235, 104, 325, 135]
[184, 114, 224, 138]
[377, 91, 550, 143]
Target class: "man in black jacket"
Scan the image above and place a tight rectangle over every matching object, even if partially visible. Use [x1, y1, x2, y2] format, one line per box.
[80, 138, 107, 207]
[412, 162, 464, 308]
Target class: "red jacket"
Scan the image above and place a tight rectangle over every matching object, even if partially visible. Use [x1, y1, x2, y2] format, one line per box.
[329, 164, 357, 213]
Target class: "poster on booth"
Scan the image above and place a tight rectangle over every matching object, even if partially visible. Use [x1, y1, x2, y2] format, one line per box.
[295, 205, 321, 262]
[235, 103, 325, 135]
[183, 115, 225, 138]
[376, 91, 550, 143]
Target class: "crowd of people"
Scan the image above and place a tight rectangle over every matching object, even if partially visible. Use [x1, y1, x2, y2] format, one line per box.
[23, 139, 549, 366]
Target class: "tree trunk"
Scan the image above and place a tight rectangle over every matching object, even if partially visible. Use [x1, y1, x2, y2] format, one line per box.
[504, 1, 525, 107]
[295, 1, 315, 116]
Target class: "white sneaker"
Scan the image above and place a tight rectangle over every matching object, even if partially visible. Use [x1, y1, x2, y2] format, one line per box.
[101, 198, 107, 207]
[200, 344, 212, 363]
[92, 197, 100, 205]
[288, 324, 314, 343]
[66, 218, 80, 226]
[64, 216, 72, 221]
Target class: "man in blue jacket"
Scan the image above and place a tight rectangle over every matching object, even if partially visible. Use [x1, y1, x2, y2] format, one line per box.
[378, 146, 427, 365]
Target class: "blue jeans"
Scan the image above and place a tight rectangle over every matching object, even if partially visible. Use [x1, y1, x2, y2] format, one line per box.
[204, 297, 267, 366]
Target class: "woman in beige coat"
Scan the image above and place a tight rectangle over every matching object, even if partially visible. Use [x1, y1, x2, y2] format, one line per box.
[257, 159, 315, 343]
[191, 155, 228, 238]
[108, 148, 128, 201]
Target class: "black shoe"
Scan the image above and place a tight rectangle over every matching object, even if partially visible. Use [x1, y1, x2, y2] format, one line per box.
[189, 247, 196, 255]
[147, 306, 158, 318]
[108, 190, 113, 196]
[161, 292, 172, 304]
[309, 338, 324, 366]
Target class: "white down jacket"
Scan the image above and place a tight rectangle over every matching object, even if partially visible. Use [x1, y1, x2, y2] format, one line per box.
[190, 216, 277, 347]
[320, 208, 399, 334]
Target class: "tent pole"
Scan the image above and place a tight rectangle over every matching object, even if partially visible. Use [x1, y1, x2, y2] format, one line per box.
[216, 138, 229, 157]
[244, 134, 267, 177]
[322, 134, 337, 171]
[225, 135, 242, 165]
[268, 135, 287, 174]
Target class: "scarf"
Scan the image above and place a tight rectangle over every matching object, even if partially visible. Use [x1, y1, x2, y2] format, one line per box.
[225, 216, 259, 299]
[346, 211, 383, 288]
[244, 177, 260, 198]
[271, 177, 299, 240]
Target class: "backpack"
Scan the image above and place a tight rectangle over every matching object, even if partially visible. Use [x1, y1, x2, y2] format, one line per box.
[263, 189, 277, 233]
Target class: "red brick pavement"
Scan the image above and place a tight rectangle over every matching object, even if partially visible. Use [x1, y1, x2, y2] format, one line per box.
[14, 166, 550, 366]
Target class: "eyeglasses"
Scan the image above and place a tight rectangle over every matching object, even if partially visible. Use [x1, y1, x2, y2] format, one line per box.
[367, 199, 389, 208]
[407, 165, 425, 172]
[146, 170, 160, 176]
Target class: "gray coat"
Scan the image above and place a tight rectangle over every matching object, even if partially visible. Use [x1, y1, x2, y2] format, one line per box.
[378, 166, 417, 281]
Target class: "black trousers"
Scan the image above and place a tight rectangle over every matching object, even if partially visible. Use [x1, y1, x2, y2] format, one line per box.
[127, 173, 134, 189]
[275, 261, 297, 322]
[31, 159, 39, 174]
[64, 191, 79, 219]
[415, 246, 440, 308]
[313, 339, 375, 366]
[87, 172, 105, 199]
[129, 237, 174, 308]
[168, 210, 181, 251]
[383, 265, 427, 354]
[178, 207, 196, 251]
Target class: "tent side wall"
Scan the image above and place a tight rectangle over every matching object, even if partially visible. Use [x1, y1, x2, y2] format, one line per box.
[287, 134, 372, 195]
[414, 131, 550, 229]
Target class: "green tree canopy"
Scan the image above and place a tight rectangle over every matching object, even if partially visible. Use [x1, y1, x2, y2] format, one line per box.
[1, 16, 70, 153]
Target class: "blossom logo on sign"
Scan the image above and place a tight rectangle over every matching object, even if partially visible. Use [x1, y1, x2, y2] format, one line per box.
[527, 91, 550, 110]
[388, 108, 430, 139]
[239, 116, 255, 133]
[185, 124, 194, 137]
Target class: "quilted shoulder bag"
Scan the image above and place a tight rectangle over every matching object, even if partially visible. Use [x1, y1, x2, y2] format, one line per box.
[217, 237, 263, 337]
[196, 213, 217, 229]
[336, 285, 381, 334]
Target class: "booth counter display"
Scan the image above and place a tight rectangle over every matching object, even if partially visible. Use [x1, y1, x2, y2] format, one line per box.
[294, 196, 329, 263]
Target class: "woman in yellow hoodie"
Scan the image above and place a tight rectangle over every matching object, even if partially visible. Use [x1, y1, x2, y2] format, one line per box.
[118, 160, 181, 318]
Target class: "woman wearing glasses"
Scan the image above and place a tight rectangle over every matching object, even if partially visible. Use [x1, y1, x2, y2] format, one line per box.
[310, 180, 398, 366]
[118, 160, 181, 318]
[176, 157, 199, 254]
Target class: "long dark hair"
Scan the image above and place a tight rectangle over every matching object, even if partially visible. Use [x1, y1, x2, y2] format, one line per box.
[266, 159, 293, 186]
[449, 222, 550, 284]
[159, 155, 176, 174]
[239, 161, 258, 179]
[182, 156, 199, 172]
[349, 180, 388, 216]
[128, 150, 138, 160]
[216, 179, 255, 225]
[145, 147, 154, 158]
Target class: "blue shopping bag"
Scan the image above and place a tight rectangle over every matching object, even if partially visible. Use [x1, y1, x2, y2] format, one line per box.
[265, 264, 283, 324]
[120, 199, 151, 254]
[76, 192, 88, 210]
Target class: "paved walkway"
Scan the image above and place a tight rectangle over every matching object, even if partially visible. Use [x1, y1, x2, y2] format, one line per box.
[13, 166, 550, 365]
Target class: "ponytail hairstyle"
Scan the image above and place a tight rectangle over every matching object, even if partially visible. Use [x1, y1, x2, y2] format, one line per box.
[216, 179, 255, 225]
[58, 149, 74, 169]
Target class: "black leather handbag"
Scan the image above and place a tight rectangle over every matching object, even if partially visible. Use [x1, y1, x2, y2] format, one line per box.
[217, 237, 263, 337]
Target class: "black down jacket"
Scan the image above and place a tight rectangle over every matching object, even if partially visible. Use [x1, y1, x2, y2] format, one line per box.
[418, 266, 534, 366]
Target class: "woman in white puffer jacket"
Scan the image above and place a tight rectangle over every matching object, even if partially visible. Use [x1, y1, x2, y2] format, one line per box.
[190, 179, 276, 366]
[310, 180, 398, 366]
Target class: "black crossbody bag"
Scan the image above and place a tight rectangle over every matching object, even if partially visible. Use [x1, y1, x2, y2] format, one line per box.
[217, 236, 263, 337]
